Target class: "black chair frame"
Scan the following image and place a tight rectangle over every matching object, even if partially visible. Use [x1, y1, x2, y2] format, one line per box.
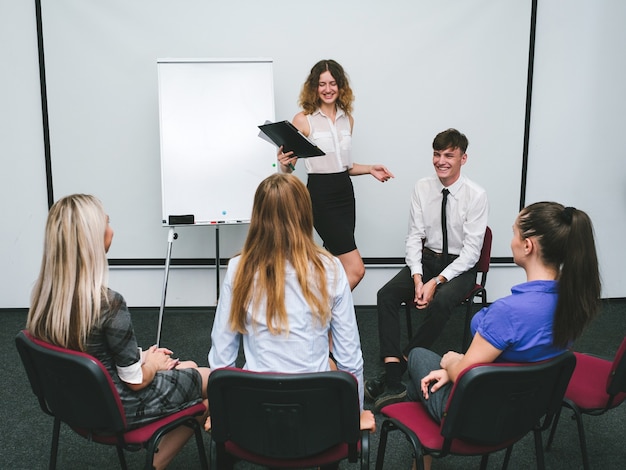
[15, 330, 208, 470]
[375, 352, 576, 470]
[208, 368, 369, 469]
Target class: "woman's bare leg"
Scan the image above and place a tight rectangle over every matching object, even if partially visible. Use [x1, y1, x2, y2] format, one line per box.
[152, 365, 212, 468]
[411, 455, 432, 470]
[152, 399, 209, 470]
[337, 248, 365, 291]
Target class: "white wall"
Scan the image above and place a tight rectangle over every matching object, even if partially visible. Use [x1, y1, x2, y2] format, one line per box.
[1, 0, 624, 309]
[0, 0, 49, 308]
[526, 0, 626, 298]
[106, 262, 527, 308]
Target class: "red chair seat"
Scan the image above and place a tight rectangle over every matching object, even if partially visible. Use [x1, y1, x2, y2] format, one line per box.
[224, 441, 359, 468]
[382, 401, 520, 456]
[72, 401, 208, 445]
[566, 353, 625, 410]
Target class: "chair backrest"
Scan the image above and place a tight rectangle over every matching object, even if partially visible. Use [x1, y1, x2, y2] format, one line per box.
[15, 330, 126, 432]
[208, 368, 361, 460]
[440, 351, 576, 447]
[476, 226, 492, 277]
[607, 335, 626, 397]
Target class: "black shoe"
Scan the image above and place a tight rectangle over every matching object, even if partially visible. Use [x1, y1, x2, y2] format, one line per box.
[374, 385, 407, 413]
[364, 374, 386, 401]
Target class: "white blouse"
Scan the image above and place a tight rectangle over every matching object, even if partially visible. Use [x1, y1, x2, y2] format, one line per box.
[208, 254, 365, 410]
[303, 108, 353, 174]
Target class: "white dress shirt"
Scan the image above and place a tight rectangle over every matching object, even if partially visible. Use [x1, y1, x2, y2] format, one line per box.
[208, 254, 365, 409]
[405, 174, 489, 281]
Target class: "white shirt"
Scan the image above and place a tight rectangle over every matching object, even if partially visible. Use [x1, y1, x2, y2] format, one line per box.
[116, 347, 144, 384]
[405, 174, 489, 281]
[304, 108, 353, 174]
[208, 255, 365, 409]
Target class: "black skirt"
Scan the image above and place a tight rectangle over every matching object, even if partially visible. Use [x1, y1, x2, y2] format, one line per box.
[307, 171, 356, 255]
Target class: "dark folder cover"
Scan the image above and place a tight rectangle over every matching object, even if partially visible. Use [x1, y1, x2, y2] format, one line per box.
[258, 120, 325, 158]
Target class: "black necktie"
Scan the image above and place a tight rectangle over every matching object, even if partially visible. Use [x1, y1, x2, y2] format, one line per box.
[441, 188, 449, 265]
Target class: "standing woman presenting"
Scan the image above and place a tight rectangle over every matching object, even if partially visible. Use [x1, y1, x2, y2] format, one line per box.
[278, 59, 394, 290]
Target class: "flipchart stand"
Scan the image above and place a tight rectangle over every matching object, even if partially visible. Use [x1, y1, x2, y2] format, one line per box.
[156, 226, 222, 347]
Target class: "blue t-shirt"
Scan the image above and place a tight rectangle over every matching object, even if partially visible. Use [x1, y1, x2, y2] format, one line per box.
[470, 280, 565, 362]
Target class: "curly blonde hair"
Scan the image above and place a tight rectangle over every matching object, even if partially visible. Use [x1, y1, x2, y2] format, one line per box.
[298, 59, 354, 115]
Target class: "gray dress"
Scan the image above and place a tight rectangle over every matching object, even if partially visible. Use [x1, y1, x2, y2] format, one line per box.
[86, 289, 202, 428]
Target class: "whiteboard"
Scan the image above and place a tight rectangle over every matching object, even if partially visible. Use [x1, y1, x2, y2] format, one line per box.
[158, 59, 277, 225]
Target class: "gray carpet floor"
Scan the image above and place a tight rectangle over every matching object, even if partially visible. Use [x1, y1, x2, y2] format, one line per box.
[1, 299, 625, 469]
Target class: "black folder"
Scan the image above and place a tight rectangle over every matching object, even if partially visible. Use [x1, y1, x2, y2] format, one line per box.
[258, 120, 325, 158]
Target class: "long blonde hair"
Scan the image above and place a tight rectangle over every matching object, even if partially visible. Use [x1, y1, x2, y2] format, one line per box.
[229, 173, 334, 335]
[27, 194, 109, 351]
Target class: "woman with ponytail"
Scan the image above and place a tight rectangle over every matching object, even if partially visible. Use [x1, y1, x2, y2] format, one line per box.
[403, 202, 601, 450]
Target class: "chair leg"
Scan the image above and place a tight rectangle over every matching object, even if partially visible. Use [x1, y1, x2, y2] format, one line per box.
[501, 445, 513, 469]
[215, 442, 235, 470]
[115, 444, 128, 470]
[546, 404, 563, 450]
[569, 405, 590, 470]
[404, 303, 413, 341]
[547, 401, 589, 470]
[193, 423, 209, 470]
[463, 299, 472, 351]
[377, 419, 425, 470]
[360, 430, 370, 470]
[533, 428, 546, 470]
[374, 420, 391, 470]
[479, 453, 489, 470]
[49, 417, 61, 470]
[208, 438, 216, 470]
[463, 290, 486, 351]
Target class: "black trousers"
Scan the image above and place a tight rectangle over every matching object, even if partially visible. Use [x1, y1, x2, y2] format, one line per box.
[376, 250, 476, 359]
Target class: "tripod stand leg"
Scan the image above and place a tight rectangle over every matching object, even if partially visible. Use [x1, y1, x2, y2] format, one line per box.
[156, 227, 177, 347]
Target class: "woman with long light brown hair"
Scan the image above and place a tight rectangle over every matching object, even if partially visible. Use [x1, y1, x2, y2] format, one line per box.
[208, 173, 375, 431]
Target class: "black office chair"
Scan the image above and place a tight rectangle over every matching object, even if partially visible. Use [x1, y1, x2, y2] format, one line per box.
[375, 351, 576, 470]
[207, 367, 369, 469]
[15, 330, 208, 470]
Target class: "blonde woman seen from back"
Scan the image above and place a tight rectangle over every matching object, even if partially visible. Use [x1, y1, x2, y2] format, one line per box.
[27, 194, 210, 470]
